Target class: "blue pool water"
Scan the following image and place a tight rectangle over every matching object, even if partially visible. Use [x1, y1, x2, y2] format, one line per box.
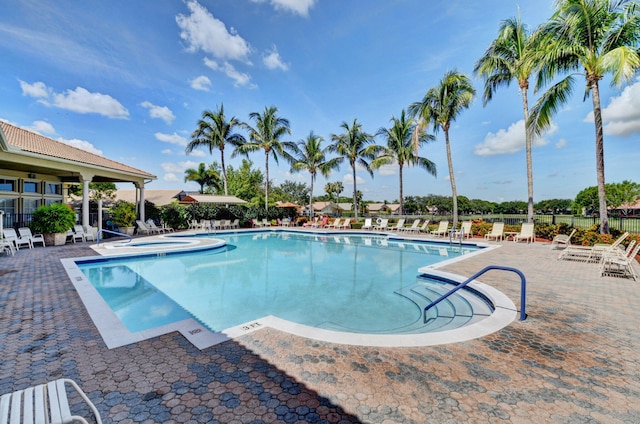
[78, 231, 487, 334]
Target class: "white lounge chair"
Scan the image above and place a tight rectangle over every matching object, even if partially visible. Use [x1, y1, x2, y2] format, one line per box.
[73, 225, 96, 242]
[327, 218, 342, 229]
[340, 219, 351, 230]
[551, 229, 576, 249]
[484, 222, 504, 242]
[373, 218, 389, 231]
[0, 378, 102, 424]
[401, 219, 420, 233]
[136, 220, 153, 235]
[146, 221, 165, 234]
[231, 219, 240, 229]
[361, 218, 373, 230]
[1, 237, 15, 255]
[559, 232, 629, 262]
[262, 219, 272, 227]
[452, 221, 472, 240]
[430, 221, 449, 237]
[2, 228, 32, 249]
[414, 221, 429, 234]
[600, 242, 640, 280]
[514, 223, 535, 243]
[18, 227, 46, 247]
[390, 219, 405, 232]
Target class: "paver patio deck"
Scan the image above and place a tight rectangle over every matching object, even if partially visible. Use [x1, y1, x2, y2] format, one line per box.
[1, 234, 639, 423]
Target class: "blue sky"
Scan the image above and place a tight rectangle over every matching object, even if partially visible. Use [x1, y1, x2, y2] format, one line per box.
[1, 0, 639, 203]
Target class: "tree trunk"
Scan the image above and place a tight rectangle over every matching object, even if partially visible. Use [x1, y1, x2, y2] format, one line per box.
[521, 85, 534, 223]
[352, 162, 358, 220]
[591, 79, 609, 234]
[309, 174, 314, 219]
[220, 146, 228, 196]
[265, 151, 270, 212]
[445, 127, 458, 227]
[398, 163, 404, 216]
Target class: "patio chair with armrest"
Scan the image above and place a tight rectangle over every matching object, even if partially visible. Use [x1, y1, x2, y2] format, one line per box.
[452, 221, 472, 240]
[361, 218, 373, 230]
[401, 219, 420, 233]
[18, 227, 46, 247]
[0, 378, 102, 424]
[600, 242, 640, 280]
[2, 228, 32, 249]
[551, 229, 576, 249]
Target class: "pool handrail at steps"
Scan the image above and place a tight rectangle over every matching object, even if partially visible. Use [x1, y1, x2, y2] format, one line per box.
[97, 229, 133, 246]
[423, 265, 527, 323]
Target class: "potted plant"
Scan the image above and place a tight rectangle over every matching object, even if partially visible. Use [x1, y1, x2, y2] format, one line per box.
[110, 201, 137, 235]
[30, 203, 76, 246]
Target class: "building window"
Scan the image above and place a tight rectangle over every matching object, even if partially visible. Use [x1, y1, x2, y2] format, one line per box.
[0, 179, 16, 192]
[23, 181, 39, 193]
[23, 198, 40, 214]
[45, 183, 62, 195]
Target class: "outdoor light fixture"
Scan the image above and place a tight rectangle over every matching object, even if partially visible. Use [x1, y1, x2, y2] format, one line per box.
[28, 173, 36, 179]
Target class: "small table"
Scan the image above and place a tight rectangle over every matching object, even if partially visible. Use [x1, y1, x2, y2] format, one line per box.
[504, 231, 518, 241]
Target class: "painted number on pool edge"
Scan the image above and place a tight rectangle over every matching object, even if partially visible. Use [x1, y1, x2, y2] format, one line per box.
[241, 322, 262, 331]
[189, 329, 202, 335]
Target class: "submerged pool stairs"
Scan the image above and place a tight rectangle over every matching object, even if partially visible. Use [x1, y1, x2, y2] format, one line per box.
[393, 279, 493, 333]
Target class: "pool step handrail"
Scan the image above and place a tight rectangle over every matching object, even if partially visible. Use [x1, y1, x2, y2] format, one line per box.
[423, 265, 527, 323]
[97, 229, 133, 246]
[449, 227, 463, 246]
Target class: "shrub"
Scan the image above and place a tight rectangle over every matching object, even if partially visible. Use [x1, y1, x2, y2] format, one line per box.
[30, 203, 76, 234]
[110, 201, 137, 227]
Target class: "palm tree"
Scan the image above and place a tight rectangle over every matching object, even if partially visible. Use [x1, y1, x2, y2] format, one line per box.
[289, 132, 342, 218]
[474, 14, 540, 223]
[409, 70, 476, 226]
[185, 104, 246, 196]
[328, 119, 383, 220]
[184, 162, 220, 194]
[529, 0, 640, 234]
[325, 181, 344, 204]
[235, 106, 292, 211]
[375, 110, 437, 215]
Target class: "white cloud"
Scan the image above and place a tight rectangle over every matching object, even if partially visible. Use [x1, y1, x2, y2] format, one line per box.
[585, 79, 640, 136]
[263, 46, 289, 71]
[164, 173, 180, 182]
[250, 0, 316, 17]
[187, 149, 206, 157]
[204, 58, 254, 87]
[161, 149, 173, 155]
[19, 80, 49, 98]
[176, 1, 251, 62]
[555, 139, 567, 148]
[155, 132, 188, 146]
[342, 174, 365, 185]
[20, 81, 128, 119]
[27, 120, 55, 134]
[189, 75, 212, 91]
[161, 160, 200, 182]
[378, 163, 396, 176]
[141, 101, 175, 124]
[57, 138, 103, 155]
[474, 120, 555, 156]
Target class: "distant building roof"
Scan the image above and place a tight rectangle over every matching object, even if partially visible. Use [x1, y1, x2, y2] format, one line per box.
[336, 203, 352, 211]
[367, 203, 388, 212]
[115, 190, 185, 206]
[180, 194, 248, 205]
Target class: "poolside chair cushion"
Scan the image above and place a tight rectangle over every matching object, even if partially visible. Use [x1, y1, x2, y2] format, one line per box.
[0, 378, 102, 424]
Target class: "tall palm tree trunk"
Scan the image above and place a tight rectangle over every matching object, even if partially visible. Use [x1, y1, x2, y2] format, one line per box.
[352, 163, 358, 220]
[220, 146, 228, 196]
[265, 151, 270, 211]
[590, 78, 609, 234]
[521, 87, 534, 223]
[309, 174, 315, 219]
[398, 164, 404, 216]
[444, 128, 458, 226]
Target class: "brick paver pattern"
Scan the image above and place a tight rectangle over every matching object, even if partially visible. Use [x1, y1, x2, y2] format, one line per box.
[1, 236, 639, 423]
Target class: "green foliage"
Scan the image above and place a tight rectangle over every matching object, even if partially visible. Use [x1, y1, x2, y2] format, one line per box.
[573, 181, 640, 215]
[110, 201, 137, 227]
[223, 159, 263, 201]
[272, 180, 309, 205]
[30, 203, 76, 234]
[534, 199, 572, 213]
[160, 202, 191, 229]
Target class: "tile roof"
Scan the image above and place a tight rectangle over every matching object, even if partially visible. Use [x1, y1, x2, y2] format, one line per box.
[0, 120, 155, 179]
[180, 194, 248, 204]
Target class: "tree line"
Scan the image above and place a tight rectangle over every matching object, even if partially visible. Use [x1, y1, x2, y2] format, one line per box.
[183, 0, 640, 233]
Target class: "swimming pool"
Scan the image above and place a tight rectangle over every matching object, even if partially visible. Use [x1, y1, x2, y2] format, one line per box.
[65, 230, 516, 348]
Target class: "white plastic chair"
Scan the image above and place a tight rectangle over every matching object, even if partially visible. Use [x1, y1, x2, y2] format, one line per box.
[18, 227, 46, 247]
[0, 378, 102, 424]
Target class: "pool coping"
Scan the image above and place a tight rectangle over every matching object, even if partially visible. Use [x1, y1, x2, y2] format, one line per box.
[61, 229, 516, 349]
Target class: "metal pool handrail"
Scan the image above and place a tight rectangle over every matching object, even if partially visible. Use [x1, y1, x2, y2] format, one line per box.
[423, 265, 527, 323]
[97, 229, 133, 246]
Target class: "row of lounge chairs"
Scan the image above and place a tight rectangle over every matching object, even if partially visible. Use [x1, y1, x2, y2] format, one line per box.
[188, 219, 239, 231]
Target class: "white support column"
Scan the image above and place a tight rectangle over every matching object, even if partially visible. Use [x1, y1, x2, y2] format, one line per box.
[97, 199, 103, 231]
[82, 178, 90, 228]
[137, 182, 146, 223]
